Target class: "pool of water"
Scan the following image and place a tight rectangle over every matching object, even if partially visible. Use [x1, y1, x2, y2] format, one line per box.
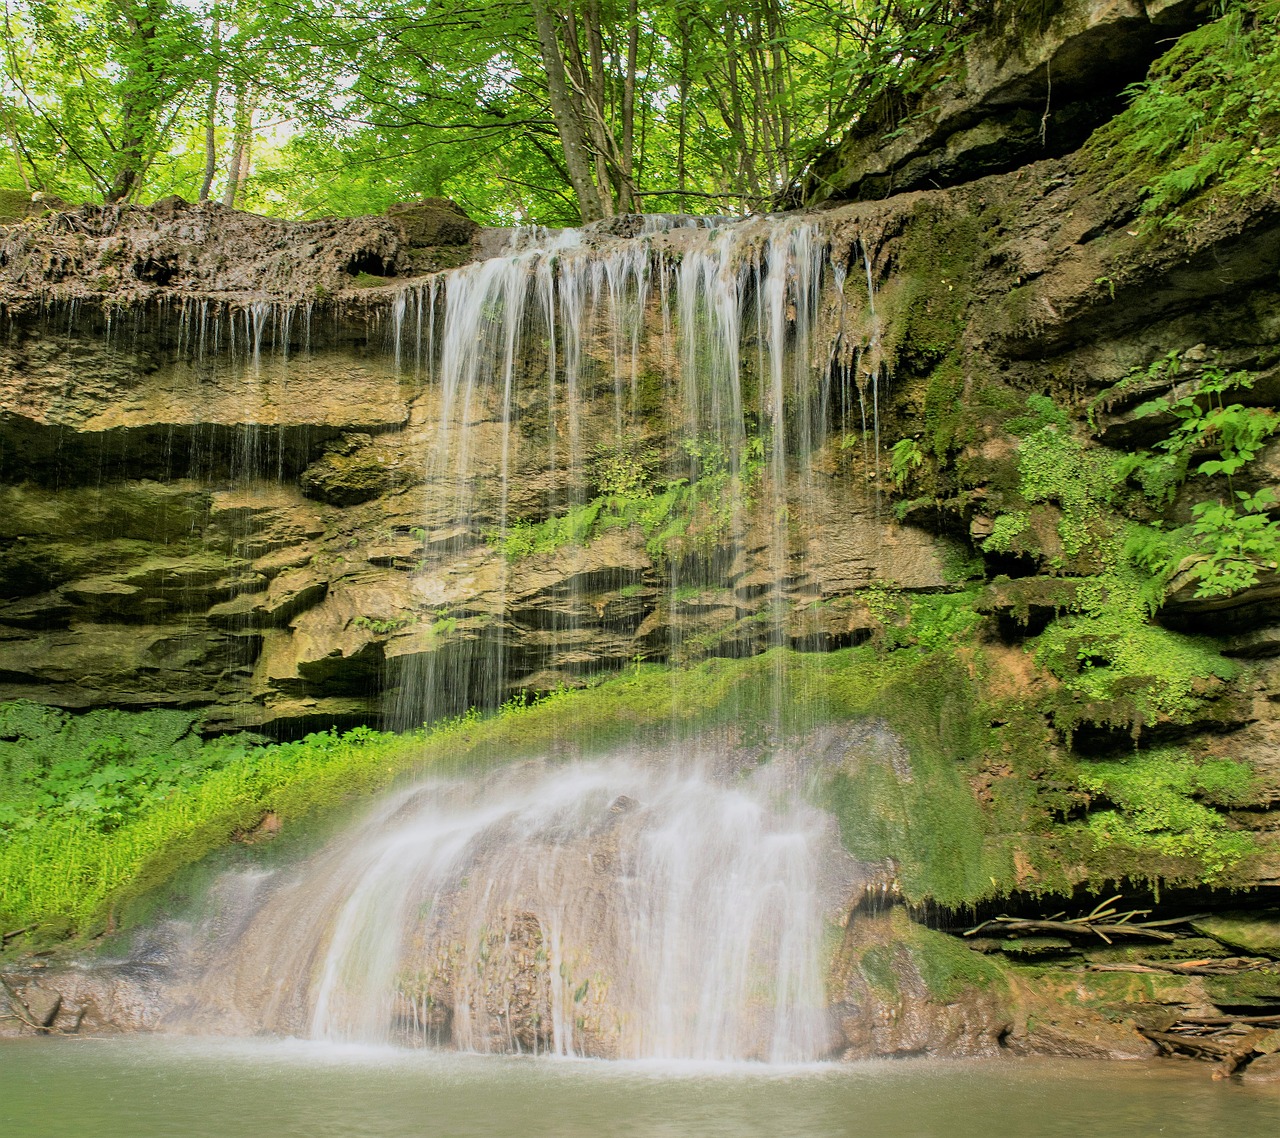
[1, 1039, 1275, 1138]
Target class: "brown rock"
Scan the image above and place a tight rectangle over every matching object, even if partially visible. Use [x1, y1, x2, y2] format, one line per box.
[386, 199, 478, 247]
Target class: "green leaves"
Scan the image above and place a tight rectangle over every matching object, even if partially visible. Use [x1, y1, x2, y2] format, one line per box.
[1120, 365, 1278, 503]
[889, 437, 924, 489]
[1180, 488, 1280, 598]
[1087, 0, 1280, 226]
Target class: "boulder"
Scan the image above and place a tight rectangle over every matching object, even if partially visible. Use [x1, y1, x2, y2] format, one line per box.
[1242, 1052, 1280, 1083]
[386, 199, 478, 247]
[21, 984, 61, 1028]
[1191, 911, 1280, 960]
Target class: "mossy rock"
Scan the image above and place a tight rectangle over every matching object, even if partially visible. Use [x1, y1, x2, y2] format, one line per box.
[299, 435, 397, 506]
[996, 936, 1076, 959]
[1192, 910, 1280, 959]
[1203, 967, 1280, 1007]
[386, 198, 477, 246]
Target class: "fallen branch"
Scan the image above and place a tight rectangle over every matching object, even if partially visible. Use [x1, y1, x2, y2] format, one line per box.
[966, 896, 1178, 943]
[1, 926, 34, 945]
[1086, 956, 1271, 976]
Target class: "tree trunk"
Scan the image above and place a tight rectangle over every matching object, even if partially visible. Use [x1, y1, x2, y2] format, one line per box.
[619, 0, 638, 212]
[222, 84, 250, 209]
[198, 14, 221, 202]
[105, 2, 162, 203]
[530, 0, 604, 223]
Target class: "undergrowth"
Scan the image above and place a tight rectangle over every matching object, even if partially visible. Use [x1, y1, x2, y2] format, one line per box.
[1086, 0, 1280, 227]
[1074, 748, 1256, 878]
[493, 435, 766, 563]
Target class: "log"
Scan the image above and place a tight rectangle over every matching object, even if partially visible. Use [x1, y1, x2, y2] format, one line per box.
[967, 918, 1177, 943]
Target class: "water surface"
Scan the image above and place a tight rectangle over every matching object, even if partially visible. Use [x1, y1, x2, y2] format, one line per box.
[2, 1039, 1276, 1138]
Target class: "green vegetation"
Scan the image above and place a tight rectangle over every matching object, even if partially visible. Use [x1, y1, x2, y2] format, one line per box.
[0, 703, 260, 834]
[0, 1, 991, 224]
[1114, 365, 1279, 502]
[1086, 0, 1280, 227]
[1075, 749, 1256, 877]
[494, 434, 766, 564]
[1104, 363, 1280, 599]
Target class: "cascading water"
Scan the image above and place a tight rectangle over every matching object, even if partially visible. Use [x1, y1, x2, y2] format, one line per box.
[379, 213, 849, 723]
[158, 212, 886, 1062]
[181, 746, 856, 1062]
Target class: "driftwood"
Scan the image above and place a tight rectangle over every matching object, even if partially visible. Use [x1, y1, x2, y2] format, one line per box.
[1, 926, 34, 946]
[1085, 956, 1272, 976]
[965, 896, 1177, 944]
[1141, 1020, 1280, 1078]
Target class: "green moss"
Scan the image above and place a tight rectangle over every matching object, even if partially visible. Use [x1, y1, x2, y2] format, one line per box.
[822, 653, 1011, 907]
[857, 943, 902, 998]
[1083, 1, 1280, 228]
[1074, 748, 1256, 878]
[885, 203, 983, 373]
[902, 918, 1006, 999]
[1203, 969, 1280, 1006]
[1030, 565, 1238, 731]
[495, 434, 765, 564]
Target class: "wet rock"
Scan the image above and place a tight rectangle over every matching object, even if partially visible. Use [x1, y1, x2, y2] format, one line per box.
[1202, 967, 1280, 1008]
[1191, 911, 1280, 959]
[1159, 565, 1280, 633]
[300, 434, 404, 506]
[20, 984, 61, 1028]
[1224, 626, 1280, 659]
[1002, 1017, 1159, 1061]
[828, 909, 1012, 1059]
[1242, 1052, 1280, 1082]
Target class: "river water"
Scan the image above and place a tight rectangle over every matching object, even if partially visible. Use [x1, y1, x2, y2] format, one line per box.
[1, 1039, 1275, 1138]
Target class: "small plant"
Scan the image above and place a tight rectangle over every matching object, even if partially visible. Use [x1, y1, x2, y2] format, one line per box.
[354, 614, 412, 635]
[1178, 489, 1280, 597]
[889, 438, 924, 489]
[1113, 366, 1278, 502]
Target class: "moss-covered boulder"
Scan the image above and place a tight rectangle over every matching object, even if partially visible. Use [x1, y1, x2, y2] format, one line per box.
[1192, 911, 1280, 959]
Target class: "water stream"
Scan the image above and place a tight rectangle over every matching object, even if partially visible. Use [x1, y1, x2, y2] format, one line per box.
[171, 744, 855, 1062]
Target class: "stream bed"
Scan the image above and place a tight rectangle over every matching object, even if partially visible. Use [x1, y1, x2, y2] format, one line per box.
[2, 1039, 1276, 1138]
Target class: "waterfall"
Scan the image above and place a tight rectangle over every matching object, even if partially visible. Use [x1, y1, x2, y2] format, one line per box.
[181, 745, 853, 1062]
[379, 213, 844, 723]
[155, 212, 881, 1061]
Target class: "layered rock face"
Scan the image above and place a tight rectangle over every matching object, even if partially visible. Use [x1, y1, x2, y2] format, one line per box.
[1, 209, 958, 735]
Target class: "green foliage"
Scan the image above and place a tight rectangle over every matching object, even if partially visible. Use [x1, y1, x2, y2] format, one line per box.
[890, 438, 924, 489]
[1030, 565, 1238, 730]
[1113, 366, 1278, 502]
[1086, 1, 1280, 226]
[0, 1, 994, 222]
[588, 439, 661, 499]
[1113, 364, 1280, 598]
[1076, 749, 1256, 877]
[982, 412, 1117, 562]
[495, 434, 766, 564]
[1180, 489, 1280, 597]
[1004, 393, 1071, 438]
[982, 510, 1030, 554]
[0, 703, 257, 834]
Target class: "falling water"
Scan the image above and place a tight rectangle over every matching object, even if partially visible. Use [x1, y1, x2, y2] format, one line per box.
[180, 746, 854, 1062]
[145, 211, 882, 1062]
[381, 213, 845, 722]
